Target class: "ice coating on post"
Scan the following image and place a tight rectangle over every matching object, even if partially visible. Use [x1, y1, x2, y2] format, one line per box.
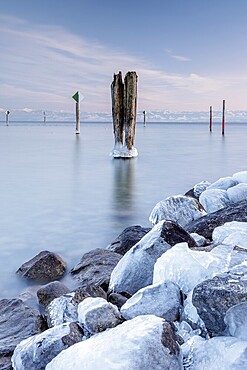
[111, 72, 124, 154]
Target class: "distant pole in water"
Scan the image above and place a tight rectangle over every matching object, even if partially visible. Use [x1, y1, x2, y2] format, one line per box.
[5, 111, 10, 126]
[72, 91, 80, 134]
[209, 106, 212, 132]
[143, 110, 146, 127]
[43, 111, 46, 124]
[222, 99, 225, 135]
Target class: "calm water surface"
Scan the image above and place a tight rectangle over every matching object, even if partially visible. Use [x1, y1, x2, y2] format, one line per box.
[0, 122, 246, 298]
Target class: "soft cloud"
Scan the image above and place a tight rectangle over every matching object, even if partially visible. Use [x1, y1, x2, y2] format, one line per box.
[0, 15, 246, 113]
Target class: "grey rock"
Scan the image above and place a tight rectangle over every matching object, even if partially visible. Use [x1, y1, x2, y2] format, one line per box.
[186, 198, 247, 239]
[160, 220, 197, 248]
[11, 322, 83, 370]
[16, 251, 66, 281]
[107, 292, 129, 309]
[78, 297, 123, 335]
[0, 298, 44, 360]
[71, 248, 122, 291]
[121, 281, 182, 322]
[109, 221, 171, 295]
[192, 265, 247, 336]
[73, 284, 107, 303]
[37, 281, 70, 307]
[107, 225, 151, 255]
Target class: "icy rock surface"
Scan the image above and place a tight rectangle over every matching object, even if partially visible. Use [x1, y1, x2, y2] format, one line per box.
[189, 233, 207, 247]
[182, 291, 207, 335]
[212, 221, 247, 249]
[109, 221, 171, 295]
[232, 170, 247, 183]
[46, 315, 183, 370]
[199, 188, 231, 213]
[207, 176, 238, 191]
[153, 243, 233, 294]
[224, 302, 247, 340]
[45, 293, 78, 328]
[149, 195, 205, 227]
[182, 335, 247, 370]
[227, 183, 247, 203]
[78, 297, 122, 335]
[120, 281, 182, 322]
[193, 181, 211, 198]
[11, 322, 82, 370]
[192, 263, 247, 336]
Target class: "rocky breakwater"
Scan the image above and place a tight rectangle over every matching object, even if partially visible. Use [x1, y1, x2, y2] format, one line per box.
[2, 171, 247, 369]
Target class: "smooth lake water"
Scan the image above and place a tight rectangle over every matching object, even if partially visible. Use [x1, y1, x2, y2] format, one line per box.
[0, 121, 247, 298]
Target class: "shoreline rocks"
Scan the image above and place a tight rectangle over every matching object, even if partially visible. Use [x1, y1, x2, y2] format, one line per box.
[2, 170, 247, 369]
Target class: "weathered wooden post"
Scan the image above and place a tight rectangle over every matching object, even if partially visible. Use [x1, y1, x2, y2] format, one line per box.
[143, 110, 146, 127]
[111, 72, 124, 156]
[5, 111, 10, 126]
[124, 71, 138, 157]
[209, 106, 212, 132]
[72, 91, 80, 134]
[222, 99, 225, 135]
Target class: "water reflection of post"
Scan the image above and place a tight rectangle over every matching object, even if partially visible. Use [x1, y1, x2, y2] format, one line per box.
[112, 159, 136, 223]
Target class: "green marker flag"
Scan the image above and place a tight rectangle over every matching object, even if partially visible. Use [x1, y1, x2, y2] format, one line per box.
[72, 91, 79, 102]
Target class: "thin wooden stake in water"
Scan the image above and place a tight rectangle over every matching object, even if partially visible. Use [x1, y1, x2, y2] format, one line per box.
[75, 101, 80, 134]
[43, 111, 46, 124]
[209, 106, 212, 132]
[222, 99, 225, 135]
[143, 110, 146, 127]
[5, 111, 10, 126]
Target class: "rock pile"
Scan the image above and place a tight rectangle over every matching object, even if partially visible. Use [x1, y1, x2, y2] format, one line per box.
[2, 171, 247, 369]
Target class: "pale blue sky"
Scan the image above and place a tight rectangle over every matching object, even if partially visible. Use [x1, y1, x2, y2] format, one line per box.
[1, 0, 247, 113]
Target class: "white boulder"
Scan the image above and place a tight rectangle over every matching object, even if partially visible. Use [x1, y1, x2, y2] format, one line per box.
[78, 297, 122, 335]
[199, 188, 231, 213]
[120, 281, 182, 322]
[212, 221, 247, 249]
[207, 176, 238, 191]
[182, 335, 247, 369]
[45, 293, 78, 328]
[109, 221, 171, 295]
[149, 195, 205, 227]
[232, 170, 247, 183]
[153, 243, 233, 294]
[224, 302, 247, 340]
[46, 315, 183, 370]
[227, 183, 247, 203]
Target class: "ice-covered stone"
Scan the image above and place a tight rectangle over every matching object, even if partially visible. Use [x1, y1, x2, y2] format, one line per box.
[182, 291, 207, 335]
[149, 195, 205, 227]
[224, 302, 247, 340]
[190, 233, 207, 247]
[11, 322, 82, 370]
[120, 281, 182, 322]
[45, 293, 78, 328]
[186, 198, 247, 240]
[46, 315, 183, 370]
[207, 176, 238, 191]
[227, 183, 247, 203]
[109, 221, 171, 295]
[193, 180, 211, 198]
[192, 263, 247, 336]
[174, 321, 201, 343]
[232, 170, 247, 183]
[111, 146, 138, 158]
[153, 242, 233, 295]
[212, 221, 247, 249]
[199, 188, 231, 213]
[182, 335, 247, 369]
[78, 297, 122, 335]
